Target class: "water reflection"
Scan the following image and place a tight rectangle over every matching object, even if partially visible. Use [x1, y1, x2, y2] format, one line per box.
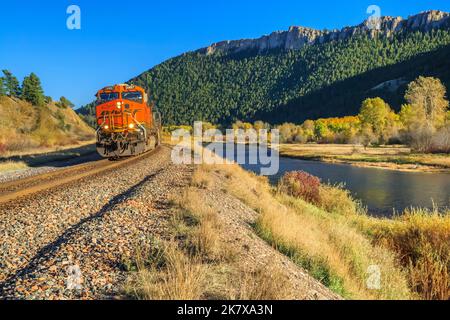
[206, 144, 450, 217]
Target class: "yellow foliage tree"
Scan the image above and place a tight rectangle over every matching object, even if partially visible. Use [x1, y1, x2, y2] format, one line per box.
[359, 97, 397, 144]
[405, 76, 449, 128]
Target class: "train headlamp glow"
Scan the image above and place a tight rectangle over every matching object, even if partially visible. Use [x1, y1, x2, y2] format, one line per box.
[104, 125, 109, 130]
[129, 123, 135, 129]
[116, 102, 122, 109]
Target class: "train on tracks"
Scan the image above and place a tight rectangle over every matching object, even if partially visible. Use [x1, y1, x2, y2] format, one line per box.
[95, 84, 161, 158]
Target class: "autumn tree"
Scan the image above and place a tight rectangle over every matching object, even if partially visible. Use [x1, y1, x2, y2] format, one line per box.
[399, 104, 415, 130]
[400, 77, 449, 152]
[253, 121, 270, 131]
[359, 125, 377, 150]
[22, 73, 45, 106]
[232, 120, 253, 131]
[301, 120, 315, 142]
[358, 97, 397, 144]
[277, 123, 296, 143]
[405, 76, 449, 127]
[2, 70, 21, 97]
[314, 120, 332, 142]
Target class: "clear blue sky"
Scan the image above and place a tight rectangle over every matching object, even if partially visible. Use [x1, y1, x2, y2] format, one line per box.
[1, 0, 449, 107]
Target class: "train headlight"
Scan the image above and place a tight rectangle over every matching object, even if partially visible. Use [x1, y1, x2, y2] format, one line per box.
[129, 123, 135, 129]
[104, 125, 109, 130]
[116, 102, 122, 109]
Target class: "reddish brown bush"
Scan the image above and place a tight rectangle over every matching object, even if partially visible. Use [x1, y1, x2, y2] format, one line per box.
[0, 143, 6, 155]
[278, 171, 321, 204]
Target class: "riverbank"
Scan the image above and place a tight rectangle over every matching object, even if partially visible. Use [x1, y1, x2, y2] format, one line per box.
[199, 163, 449, 300]
[122, 145, 448, 300]
[279, 144, 450, 173]
[123, 153, 339, 300]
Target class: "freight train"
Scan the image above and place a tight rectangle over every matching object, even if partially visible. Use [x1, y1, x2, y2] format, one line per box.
[95, 84, 161, 158]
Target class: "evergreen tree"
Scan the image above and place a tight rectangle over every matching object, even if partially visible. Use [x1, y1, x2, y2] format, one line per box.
[0, 77, 6, 96]
[57, 96, 75, 109]
[2, 70, 21, 97]
[22, 73, 45, 106]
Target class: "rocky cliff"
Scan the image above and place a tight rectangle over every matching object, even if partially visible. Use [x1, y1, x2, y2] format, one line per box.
[203, 10, 450, 55]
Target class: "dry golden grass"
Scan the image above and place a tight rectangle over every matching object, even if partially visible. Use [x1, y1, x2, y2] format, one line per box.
[318, 184, 362, 215]
[127, 163, 300, 300]
[354, 209, 450, 300]
[227, 262, 294, 300]
[218, 161, 448, 300]
[173, 184, 233, 261]
[126, 241, 207, 300]
[126, 156, 448, 300]
[280, 143, 411, 156]
[191, 169, 214, 190]
[210, 163, 412, 299]
[0, 96, 94, 156]
[0, 160, 28, 173]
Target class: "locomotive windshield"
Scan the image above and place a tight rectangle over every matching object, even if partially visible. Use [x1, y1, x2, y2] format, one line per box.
[122, 91, 143, 103]
[98, 92, 119, 103]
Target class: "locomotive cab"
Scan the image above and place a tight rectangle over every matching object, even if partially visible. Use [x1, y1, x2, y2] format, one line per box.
[95, 84, 161, 158]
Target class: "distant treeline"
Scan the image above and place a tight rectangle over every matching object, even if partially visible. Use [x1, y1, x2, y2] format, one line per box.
[0, 70, 74, 109]
[166, 77, 450, 153]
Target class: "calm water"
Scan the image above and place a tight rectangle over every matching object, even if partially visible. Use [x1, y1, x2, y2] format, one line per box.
[207, 144, 450, 216]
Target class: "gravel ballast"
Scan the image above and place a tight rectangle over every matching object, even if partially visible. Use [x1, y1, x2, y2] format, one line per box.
[0, 146, 191, 299]
[0, 152, 101, 185]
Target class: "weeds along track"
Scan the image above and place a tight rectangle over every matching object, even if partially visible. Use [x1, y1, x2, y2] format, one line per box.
[0, 147, 162, 205]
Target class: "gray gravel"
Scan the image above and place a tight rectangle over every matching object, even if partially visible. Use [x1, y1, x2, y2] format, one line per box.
[0, 153, 101, 184]
[0, 146, 191, 300]
[0, 167, 58, 184]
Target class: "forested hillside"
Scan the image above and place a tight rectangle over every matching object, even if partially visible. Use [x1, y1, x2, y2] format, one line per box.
[78, 16, 450, 126]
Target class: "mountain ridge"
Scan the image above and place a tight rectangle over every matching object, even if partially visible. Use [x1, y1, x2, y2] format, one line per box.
[78, 10, 450, 126]
[201, 10, 450, 55]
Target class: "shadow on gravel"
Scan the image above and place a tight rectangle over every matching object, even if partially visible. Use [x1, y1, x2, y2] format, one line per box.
[0, 144, 102, 169]
[0, 167, 165, 298]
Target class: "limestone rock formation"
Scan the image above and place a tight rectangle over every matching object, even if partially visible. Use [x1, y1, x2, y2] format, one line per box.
[203, 10, 450, 55]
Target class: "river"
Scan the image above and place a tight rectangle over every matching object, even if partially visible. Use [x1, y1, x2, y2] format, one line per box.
[206, 144, 450, 217]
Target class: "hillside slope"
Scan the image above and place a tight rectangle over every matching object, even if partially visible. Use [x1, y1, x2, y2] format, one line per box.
[78, 10, 450, 125]
[0, 96, 94, 155]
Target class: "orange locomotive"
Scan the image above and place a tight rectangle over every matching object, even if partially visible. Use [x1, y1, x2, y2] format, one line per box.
[95, 84, 161, 158]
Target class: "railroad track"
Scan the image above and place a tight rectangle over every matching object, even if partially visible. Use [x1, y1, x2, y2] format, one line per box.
[0, 147, 162, 205]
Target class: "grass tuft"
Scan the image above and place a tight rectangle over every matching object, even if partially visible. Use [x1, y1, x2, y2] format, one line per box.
[125, 241, 207, 300]
[0, 160, 28, 173]
[355, 208, 450, 300]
